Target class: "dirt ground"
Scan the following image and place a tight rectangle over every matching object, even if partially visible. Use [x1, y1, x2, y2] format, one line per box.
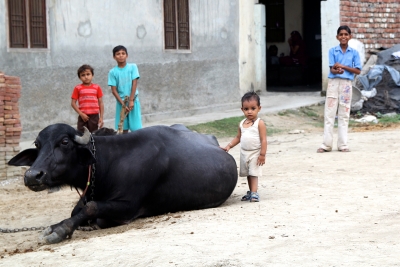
[1, 105, 400, 266]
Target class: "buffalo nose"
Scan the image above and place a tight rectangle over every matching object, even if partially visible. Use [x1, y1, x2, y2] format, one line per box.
[24, 169, 45, 185]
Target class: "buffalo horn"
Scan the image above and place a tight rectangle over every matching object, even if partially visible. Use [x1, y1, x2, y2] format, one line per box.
[74, 127, 91, 144]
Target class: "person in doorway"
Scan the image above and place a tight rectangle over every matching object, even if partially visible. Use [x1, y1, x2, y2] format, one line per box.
[221, 92, 267, 202]
[71, 64, 104, 133]
[288, 30, 307, 66]
[279, 30, 307, 66]
[267, 45, 280, 65]
[108, 45, 142, 133]
[317, 25, 361, 153]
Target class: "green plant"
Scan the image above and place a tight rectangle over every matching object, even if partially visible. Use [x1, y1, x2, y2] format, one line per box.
[299, 107, 319, 118]
[378, 114, 400, 124]
[348, 120, 364, 127]
[277, 109, 299, 116]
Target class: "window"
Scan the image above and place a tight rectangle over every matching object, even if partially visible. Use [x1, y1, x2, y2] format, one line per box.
[164, 0, 190, 50]
[266, 0, 285, 42]
[8, 0, 47, 48]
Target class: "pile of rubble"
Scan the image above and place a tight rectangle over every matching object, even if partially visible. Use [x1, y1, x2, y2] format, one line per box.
[352, 44, 400, 115]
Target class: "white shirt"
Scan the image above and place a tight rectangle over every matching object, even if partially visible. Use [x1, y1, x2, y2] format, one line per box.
[240, 118, 261, 151]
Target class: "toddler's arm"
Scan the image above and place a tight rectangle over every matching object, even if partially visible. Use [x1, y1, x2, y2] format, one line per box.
[257, 119, 267, 166]
[221, 126, 241, 152]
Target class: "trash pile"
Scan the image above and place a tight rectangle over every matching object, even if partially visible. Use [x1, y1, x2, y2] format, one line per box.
[351, 44, 400, 115]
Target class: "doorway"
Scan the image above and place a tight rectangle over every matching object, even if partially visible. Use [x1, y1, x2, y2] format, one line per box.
[259, 0, 322, 91]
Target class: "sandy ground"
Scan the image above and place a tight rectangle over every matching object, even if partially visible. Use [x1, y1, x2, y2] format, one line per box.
[1, 109, 400, 266]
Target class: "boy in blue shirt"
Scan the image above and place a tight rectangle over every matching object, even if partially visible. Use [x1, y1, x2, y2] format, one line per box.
[108, 45, 142, 133]
[317, 26, 361, 153]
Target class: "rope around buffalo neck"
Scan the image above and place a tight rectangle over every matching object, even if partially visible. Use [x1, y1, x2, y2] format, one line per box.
[89, 133, 96, 202]
[74, 133, 96, 204]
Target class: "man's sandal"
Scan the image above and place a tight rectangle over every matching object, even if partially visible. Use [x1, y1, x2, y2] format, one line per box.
[241, 191, 251, 201]
[339, 148, 350, 152]
[317, 148, 330, 153]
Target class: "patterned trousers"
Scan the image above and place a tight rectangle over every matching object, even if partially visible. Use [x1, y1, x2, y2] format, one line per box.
[320, 78, 352, 151]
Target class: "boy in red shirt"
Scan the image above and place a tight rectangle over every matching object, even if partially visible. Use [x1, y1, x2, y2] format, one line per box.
[71, 64, 104, 133]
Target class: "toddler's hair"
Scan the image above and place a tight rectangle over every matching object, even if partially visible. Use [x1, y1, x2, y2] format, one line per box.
[337, 25, 351, 35]
[113, 45, 128, 56]
[241, 91, 260, 106]
[77, 64, 94, 78]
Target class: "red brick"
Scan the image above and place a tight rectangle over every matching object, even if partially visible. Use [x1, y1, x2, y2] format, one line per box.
[4, 119, 17, 125]
[6, 85, 21, 90]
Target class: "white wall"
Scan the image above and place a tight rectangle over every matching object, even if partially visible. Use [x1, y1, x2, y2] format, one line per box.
[239, 0, 257, 95]
[321, 0, 341, 91]
[254, 4, 266, 92]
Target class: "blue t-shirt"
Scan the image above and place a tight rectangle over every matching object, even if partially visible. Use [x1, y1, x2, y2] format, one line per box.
[328, 45, 361, 81]
[108, 63, 140, 97]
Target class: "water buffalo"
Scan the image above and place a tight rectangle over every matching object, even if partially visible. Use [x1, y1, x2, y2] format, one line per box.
[8, 123, 238, 244]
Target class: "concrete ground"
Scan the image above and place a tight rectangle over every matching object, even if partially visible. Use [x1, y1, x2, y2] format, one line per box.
[19, 90, 325, 150]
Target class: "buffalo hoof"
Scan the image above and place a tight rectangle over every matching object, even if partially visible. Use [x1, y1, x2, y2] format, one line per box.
[39, 225, 72, 244]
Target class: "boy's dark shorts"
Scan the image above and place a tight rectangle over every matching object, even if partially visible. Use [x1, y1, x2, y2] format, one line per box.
[77, 114, 99, 133]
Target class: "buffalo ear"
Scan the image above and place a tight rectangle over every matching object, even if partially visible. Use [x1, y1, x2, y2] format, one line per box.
[8, 149, 38, 166]
[76, 147, 96, 165]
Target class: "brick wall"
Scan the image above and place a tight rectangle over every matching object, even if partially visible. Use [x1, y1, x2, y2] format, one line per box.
[0, 72, 24, 180]
[340, 0, 400, 60]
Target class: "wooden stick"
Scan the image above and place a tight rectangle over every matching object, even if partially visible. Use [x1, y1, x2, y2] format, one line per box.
[117, 96, 129, 134]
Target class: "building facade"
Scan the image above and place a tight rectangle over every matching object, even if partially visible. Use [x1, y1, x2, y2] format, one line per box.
[1, 0, 265, 139]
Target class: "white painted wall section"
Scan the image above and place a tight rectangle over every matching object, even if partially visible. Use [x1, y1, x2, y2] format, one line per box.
[254, 4, 266, 92]
[321, 0, 340, 91]
[239, 0, 256, 95]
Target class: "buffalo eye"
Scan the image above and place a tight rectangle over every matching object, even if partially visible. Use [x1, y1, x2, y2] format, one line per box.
[34, 141, 40, 149]
[61, 138, 69, 146]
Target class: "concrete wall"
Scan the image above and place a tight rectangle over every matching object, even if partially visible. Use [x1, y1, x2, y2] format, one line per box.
[321, 0, 341, 91]
[254, 4, 266, 93]
[0, 0, 241, 140]
[238, 0, 257, 95]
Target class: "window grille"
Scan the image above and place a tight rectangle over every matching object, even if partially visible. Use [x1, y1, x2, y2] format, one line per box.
[164, 0, 190, 50]
[8, 0, 47, 48]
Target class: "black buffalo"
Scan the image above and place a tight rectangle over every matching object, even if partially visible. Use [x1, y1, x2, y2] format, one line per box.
[8, 123, 237, 243]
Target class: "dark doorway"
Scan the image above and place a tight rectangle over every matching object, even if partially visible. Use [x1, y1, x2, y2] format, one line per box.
[260, 0, 322, 91]
[303, 0, 322, 87]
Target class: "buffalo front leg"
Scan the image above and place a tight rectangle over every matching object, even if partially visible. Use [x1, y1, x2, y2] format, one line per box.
[40, 201, 98, 244]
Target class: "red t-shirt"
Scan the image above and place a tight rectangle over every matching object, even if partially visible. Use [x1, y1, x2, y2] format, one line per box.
[71, 83, 103, 115]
